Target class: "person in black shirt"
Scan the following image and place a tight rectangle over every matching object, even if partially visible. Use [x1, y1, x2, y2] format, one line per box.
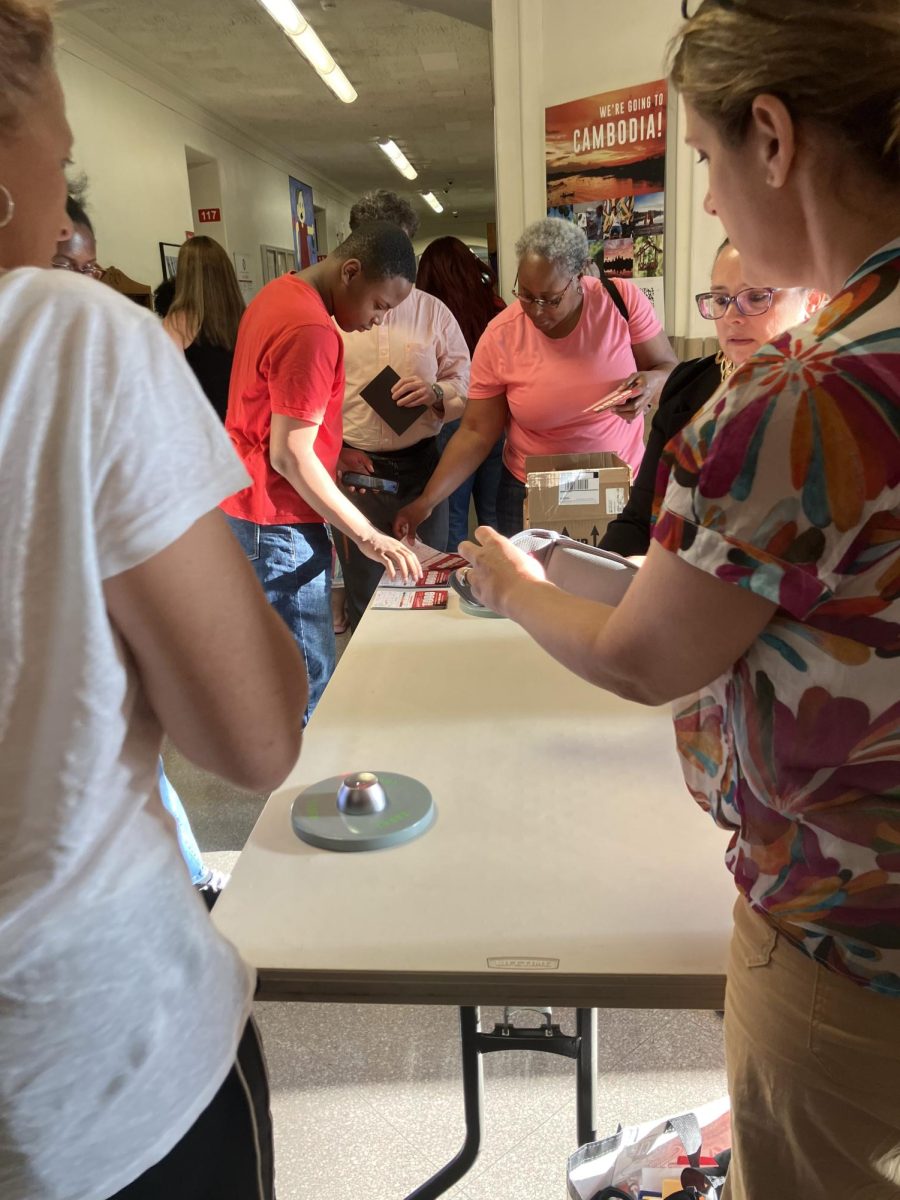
[601, 240, 822, 558]
[163, 235, 245, 422]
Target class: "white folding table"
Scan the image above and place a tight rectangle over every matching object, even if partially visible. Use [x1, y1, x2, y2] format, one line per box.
[213, 594, 735, 1197]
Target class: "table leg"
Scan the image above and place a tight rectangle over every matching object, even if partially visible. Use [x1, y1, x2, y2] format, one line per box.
[575, 1008, 597, 1146]
[405, 1006, 483, 1200]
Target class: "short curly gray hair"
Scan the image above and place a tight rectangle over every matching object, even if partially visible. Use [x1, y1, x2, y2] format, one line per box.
[350, 190, 419, 238]
[515, 218, 589, 276]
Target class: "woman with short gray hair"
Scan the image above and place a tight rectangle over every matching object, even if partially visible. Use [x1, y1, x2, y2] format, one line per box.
[515, 217, 591, 279]
[395, 216, 676, 540]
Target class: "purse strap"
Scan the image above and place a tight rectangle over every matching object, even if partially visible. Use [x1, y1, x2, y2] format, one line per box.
[597, 270, 629, 323]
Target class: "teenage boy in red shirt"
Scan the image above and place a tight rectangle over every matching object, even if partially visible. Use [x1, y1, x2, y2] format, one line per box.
[222, 221, 421, 718]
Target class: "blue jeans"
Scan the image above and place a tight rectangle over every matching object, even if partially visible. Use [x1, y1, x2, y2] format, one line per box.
[496, 464, 527, 538]
[225, 516, 334, 722]
[158, 760, 209, 886]
[437, 421, 505, 552]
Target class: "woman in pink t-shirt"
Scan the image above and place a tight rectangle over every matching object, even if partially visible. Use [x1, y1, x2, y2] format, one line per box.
[395, 218, 677, 539]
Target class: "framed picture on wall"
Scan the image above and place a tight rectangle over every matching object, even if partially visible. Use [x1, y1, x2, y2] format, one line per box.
[289, 177, 318, 268]
[159, 242, 181, 281]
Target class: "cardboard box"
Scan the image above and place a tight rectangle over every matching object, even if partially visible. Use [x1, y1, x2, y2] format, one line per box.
[524, 452, 631, 547]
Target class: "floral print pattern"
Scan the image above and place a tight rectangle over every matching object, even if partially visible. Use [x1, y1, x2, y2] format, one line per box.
[655, 240, 900, 995]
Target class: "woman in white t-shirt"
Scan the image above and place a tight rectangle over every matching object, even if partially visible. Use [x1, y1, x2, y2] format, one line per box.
[0, 4, 307, 1198]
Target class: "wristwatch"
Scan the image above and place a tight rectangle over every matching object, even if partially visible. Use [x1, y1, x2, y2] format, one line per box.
[431, 382, 445, 407]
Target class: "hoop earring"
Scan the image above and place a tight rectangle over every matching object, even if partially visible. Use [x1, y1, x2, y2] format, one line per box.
[0, 184, 14, 229]
[715, 348, 736, 382]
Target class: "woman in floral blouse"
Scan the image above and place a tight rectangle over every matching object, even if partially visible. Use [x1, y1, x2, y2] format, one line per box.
[460, 1, 900, 1194]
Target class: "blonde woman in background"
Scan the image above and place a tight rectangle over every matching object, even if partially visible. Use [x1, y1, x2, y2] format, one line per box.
[164, 234, 245, 421]
[461, 1, 900, 1193]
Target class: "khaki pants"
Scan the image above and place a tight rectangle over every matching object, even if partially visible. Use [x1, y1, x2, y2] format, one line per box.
[723, 897, 900, 1198]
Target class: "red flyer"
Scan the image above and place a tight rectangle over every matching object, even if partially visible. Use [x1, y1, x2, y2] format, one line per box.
[372, 588, 449, 610]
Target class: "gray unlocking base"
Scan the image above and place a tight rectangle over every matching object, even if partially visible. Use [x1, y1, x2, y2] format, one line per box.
[459, 597, 505, 619]
[291, 771, 435, 852]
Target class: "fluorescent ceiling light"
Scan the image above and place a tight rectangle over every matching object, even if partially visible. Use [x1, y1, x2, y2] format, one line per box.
[257, 0, 304, 35]
[421, 192, 444, 214]
[320, 64, 357, 104]
[257, 0, 357, 104]
[289, 25, 334, 75]
[378, 140, 418, 181]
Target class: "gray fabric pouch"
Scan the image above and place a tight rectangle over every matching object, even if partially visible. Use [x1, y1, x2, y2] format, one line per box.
[451, 528, 638, 613]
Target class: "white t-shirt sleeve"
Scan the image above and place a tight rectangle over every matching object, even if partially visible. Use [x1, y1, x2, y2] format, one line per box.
[94, 317, 249, 580]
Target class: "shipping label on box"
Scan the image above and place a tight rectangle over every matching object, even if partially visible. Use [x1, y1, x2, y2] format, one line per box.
[558, 469, 601, 507]
[524, 452, 631, 547]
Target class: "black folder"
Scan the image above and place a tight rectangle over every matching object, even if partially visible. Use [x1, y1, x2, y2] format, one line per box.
[359, 366, 429, 435]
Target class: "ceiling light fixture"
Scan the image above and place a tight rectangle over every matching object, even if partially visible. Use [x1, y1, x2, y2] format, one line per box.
[319, 64, 357, 104]
[378, 139, 418, 181]
[421, 192, 444, 214]
[256, 0, 357, 104]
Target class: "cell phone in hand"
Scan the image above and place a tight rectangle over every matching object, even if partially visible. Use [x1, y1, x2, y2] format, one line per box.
[342, 472, 400, 494]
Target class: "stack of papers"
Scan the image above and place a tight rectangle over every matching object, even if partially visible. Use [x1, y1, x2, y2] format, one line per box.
[370, 540, 468, 611]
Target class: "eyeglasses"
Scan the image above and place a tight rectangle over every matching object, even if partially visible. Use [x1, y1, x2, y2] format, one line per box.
[51, 256, 103, 279]
[512, 275, 575, 310]
[695, 287, 775, 319]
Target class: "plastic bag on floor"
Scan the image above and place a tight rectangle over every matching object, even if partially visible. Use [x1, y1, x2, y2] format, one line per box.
[567, 1095, 730, 1199]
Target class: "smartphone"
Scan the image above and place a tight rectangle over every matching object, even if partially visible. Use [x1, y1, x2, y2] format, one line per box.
[342, 472, 400, 494]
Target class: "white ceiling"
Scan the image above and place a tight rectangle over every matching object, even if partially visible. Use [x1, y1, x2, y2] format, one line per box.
[57, 0, 496, 239]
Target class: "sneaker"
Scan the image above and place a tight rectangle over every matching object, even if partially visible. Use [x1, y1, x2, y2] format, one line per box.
[195, 869, 229, 911]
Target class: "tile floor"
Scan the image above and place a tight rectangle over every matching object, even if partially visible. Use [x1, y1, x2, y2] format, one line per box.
[164, 627, 727, 1200]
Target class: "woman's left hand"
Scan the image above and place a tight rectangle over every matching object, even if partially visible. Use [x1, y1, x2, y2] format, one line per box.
[458, 527, 546, 616]
[583, 372, 650, 420]
[615, 363, 674, 422]
[611, 372, 653, 422]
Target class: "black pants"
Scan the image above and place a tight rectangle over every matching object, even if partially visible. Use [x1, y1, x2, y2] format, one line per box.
[107, 1020, 274, 1200]
[334, 438, 449, 630]
[496, 464, 527, 538]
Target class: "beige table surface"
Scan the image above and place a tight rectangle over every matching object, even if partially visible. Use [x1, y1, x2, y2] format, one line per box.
[213, 594, 735, 1009]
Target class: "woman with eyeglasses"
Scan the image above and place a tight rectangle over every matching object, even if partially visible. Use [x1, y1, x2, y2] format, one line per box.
[601, 237, 822, 558]
[52, 194, 103, 278]
[459, 1, 900, 1193]
[394, 217, 677, 541]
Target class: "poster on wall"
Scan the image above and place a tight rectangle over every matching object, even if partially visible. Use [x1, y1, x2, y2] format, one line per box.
[289, 177, 318, 269]
[232, 251, 256, 305]
[546, 79, 667, 322]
